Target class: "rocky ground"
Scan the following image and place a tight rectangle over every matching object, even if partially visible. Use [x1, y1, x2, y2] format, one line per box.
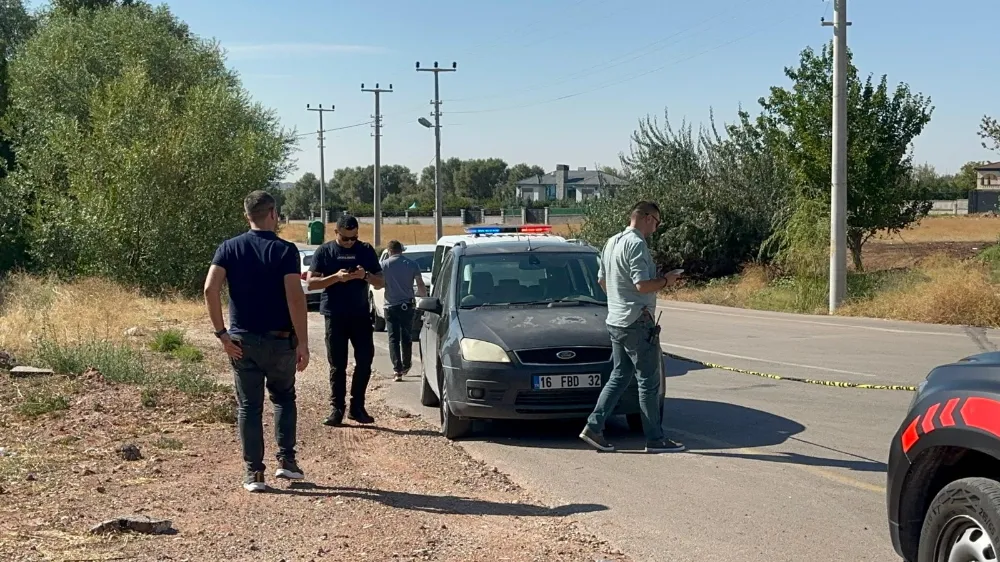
[0, 344, 629, 562]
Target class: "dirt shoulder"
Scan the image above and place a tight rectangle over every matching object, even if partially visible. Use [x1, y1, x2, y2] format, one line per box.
[0, 279, 629, 562]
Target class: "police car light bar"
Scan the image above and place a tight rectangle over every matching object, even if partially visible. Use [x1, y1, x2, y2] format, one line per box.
[465, 225, 553, 235]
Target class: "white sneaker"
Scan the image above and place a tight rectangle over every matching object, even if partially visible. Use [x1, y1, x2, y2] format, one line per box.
[243, 470, 266, 492]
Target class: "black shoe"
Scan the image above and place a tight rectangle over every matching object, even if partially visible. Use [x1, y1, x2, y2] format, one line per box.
[579, 427, 615, 452]
[275, 458, 304, 480]
[348, 407, 375, 424]
[323, 408, 344, 426]
[243, 470, 266, 492]
[645, 438, 686, 453]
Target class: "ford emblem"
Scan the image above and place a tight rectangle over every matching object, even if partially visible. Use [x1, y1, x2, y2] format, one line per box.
[556, 350, 577, 360]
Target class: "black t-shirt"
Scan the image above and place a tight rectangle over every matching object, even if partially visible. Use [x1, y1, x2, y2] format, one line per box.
[309, 240, 382, 318]
[211, 229, 300, 334]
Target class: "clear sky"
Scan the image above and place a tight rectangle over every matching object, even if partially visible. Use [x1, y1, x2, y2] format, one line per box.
[31, 0, 1000, 181]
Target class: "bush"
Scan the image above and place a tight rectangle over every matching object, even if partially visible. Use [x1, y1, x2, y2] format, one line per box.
[2, 3, 294, 294]
[580, 110, 790, 278]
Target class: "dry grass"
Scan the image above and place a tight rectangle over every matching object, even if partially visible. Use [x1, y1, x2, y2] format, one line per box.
[0, 273, 205, 358]
[279, 221, 581, 245]
[838, 254, 1000, 326]
[874, 215, 1000, 243]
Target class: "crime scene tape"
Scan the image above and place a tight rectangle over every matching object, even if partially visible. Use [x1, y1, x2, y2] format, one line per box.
[664, 352, 918, 392]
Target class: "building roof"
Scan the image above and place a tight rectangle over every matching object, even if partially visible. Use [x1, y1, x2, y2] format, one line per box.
[976, 161, 1000, 172]
[516, 168, 627, 188]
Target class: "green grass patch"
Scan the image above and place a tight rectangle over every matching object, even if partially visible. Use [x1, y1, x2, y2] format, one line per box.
[34, 339, 149, 385]
[152, 436, 183, 450]
[140, 388, 158, 408]
[17, 391, 69, 418]
[150, 329, 185, 353]
[31, 339, 223, 397]
[170, 344, 203, 363]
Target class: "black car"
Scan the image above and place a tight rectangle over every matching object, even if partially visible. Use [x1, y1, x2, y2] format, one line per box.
[887, 351, 1000, 561]
[415, 237, 662, 439]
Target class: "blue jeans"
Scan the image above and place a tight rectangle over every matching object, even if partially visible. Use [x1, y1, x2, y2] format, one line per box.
[229, 332, 298, 473]
[586, 314, 664, 442]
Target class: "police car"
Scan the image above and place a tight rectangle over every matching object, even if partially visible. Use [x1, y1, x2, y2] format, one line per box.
[415, 224, 662, 440]
[887, 350, 1000, 561]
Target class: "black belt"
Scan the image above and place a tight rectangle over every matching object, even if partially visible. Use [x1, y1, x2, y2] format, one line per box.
[267, 330, 292, 339]
[387, 301, 414, 311]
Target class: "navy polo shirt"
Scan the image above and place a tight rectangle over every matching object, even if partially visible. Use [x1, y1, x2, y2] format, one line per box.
[211, 229, 300, 334]
[308, 240, 381, 318]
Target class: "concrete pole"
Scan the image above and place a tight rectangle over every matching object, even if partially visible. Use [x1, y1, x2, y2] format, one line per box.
[824, 0, 850, 313]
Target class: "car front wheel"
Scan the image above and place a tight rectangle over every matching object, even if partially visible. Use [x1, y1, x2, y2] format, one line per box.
[439, 368, 471, 440]
[918, 476, 1000, 562]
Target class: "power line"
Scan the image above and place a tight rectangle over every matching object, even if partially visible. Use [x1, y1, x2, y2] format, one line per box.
[446, 0, 751, 104]
[448, 12, 798, 116]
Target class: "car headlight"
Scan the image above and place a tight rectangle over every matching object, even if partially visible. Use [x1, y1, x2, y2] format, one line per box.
[460, 338, 510, 363]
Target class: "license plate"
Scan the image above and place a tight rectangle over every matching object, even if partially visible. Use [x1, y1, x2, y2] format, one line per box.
[532, 374, 602, 390]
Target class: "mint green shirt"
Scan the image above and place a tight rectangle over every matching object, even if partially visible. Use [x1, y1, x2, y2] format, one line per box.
[598, 227, 657, 328]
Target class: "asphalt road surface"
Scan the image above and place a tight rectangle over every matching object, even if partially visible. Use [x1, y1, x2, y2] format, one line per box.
[313, 300, 1000, 561]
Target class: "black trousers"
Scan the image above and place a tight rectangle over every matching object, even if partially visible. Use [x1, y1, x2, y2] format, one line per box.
[324, 314, 375, 410]
[385, 303, 415, 374]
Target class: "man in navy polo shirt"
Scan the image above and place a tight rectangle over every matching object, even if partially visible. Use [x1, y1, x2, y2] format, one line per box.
[306, 214, 384, 427]
[204, 190, 310, 493]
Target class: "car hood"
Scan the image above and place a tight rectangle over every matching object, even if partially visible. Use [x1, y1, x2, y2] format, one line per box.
[458, 305, 610, 350]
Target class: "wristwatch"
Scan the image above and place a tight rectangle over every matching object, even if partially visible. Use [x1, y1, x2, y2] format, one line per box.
[363, 270, 370, 281]
[214, 327, 228, 338]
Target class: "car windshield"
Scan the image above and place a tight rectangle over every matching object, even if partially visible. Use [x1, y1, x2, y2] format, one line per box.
[405, 251, 433, 273]
[457, 252, 607, 308]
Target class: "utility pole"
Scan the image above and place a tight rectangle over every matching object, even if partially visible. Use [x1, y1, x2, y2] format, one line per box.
[306, 104, 335, 225]
[361, 83, 393, 247]
[416, 61, 457, 242]
[822, 0, 850, 313]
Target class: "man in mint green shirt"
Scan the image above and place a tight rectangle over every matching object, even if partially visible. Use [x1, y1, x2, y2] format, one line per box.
[580, 201, 685, 454]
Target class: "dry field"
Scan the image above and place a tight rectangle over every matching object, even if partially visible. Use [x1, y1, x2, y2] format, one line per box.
[279, 222, 581, 246]
[0, 274, 629, 562]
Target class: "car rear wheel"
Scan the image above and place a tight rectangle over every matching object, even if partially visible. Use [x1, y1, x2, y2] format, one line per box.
[918, 477, 1000, 562]
[439, 368, 471, 440]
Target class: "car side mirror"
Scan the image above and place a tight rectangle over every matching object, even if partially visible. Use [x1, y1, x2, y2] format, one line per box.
[416, 297, 442, 315]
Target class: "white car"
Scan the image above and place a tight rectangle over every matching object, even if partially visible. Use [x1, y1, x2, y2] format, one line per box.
[299, 249, 323, 309]
[369, 244, 435, 331]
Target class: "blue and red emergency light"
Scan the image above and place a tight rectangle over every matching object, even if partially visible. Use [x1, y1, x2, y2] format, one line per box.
[464, 225, 553, 235]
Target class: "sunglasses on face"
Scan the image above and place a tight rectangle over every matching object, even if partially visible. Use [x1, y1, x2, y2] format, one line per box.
[339, 234, 358, 242]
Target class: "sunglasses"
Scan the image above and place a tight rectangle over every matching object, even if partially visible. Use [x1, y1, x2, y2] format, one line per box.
[339, 234, 358, 242]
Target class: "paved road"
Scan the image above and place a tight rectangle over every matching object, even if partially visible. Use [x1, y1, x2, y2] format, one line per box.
[351, 300, 1000, 562]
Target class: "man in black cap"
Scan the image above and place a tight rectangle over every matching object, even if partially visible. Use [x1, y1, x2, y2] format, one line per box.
[204, 190, 309, 493]
[306, 214, 383, 426]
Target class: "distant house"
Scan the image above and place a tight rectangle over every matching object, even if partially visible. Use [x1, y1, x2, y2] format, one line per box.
[966, 162, 1000, 213]
[515, 164, 627, 203]
[976, 161, 1000, 189]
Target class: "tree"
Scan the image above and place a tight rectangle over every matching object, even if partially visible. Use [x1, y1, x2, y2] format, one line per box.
[981, 115, 1000, 153]
[756, 43, 934, 270]
[581, 109, 791, 277]
[3, 2, 293, 294]
[454, 158, 508, 201]
[0, 0, 36, 272]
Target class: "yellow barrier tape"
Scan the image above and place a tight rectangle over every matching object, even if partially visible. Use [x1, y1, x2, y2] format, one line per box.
[664, 353, 918, 392]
